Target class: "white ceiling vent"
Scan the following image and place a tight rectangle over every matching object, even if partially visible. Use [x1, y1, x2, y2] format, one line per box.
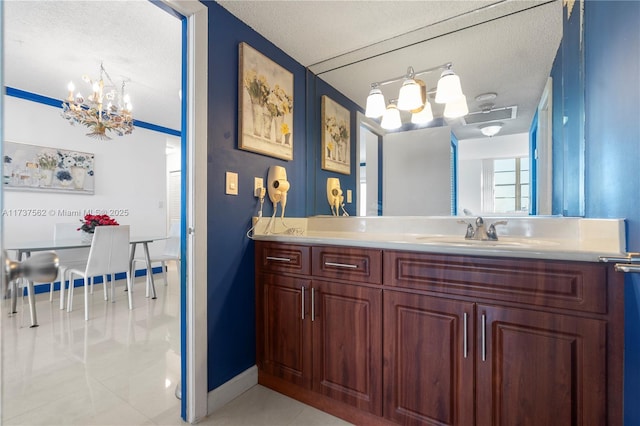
[462, 105, 518, 125]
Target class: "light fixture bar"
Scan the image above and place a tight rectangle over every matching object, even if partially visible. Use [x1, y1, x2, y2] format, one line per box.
[374, 62, 452, 87]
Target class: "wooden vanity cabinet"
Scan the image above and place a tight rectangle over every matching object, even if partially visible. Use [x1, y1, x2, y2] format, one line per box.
[311, 279, 383, 416]
[384, 250, 623, 426]
[383, 290, 475, 426]
[255, 242, 384, 417]
[256, 242, 623, 426]
[255, 243, 312, 388]
[475, 304, 607, 426]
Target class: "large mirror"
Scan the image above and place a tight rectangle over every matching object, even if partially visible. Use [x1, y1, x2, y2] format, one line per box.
[308, 0, 584, 217]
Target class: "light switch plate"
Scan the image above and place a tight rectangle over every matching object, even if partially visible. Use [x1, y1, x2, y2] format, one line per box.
[226, 171, 238, 195]
[347, 189, 352, 203]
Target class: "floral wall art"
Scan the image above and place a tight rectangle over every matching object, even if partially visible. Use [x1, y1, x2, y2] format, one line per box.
[239, 42, 294, 160]
[321, 95, 351, 175]
[3, 141, 94, 194]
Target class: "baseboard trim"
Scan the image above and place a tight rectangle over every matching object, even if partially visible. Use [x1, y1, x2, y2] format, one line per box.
[207, 365, 258, 415]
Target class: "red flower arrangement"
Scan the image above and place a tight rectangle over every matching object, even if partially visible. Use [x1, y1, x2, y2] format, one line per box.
[78, 214, 119, 233]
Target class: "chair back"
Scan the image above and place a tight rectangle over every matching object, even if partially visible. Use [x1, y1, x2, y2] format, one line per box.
[163, 221, 181, 258]
[85, 225, 130, 276]
[54, 222, 89, 263]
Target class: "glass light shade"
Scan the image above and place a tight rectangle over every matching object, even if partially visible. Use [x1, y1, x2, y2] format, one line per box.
[480, 123, 503, 137]
[435, 69, 464, 104]
[380, 103, 402, 130]
[365, 88, 386, 118]
[411, 101, 434, 124]
[397, 79, 423, 111]
[443, 95, 469, 118]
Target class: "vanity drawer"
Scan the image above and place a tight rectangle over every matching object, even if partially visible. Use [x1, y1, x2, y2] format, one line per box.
[256, 241, 311, 275]
[312, 246, 382, 284]
[384, 250, 609, 314]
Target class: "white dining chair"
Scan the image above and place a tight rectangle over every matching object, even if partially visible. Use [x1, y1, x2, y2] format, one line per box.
[66, 225, 133, 321]
[133, 221, 180, 292]
[49, 223, 91, 310]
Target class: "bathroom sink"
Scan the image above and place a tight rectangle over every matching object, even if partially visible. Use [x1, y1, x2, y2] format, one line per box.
[414, 235, 560, 248]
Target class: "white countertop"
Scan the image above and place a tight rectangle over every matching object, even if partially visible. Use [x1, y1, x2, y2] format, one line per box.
[249, 216, 627, 262]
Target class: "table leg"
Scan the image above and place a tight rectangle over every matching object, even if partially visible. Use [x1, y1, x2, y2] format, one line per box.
[10, 279, 18, 314]
[143, 242, 157, 299]
[127, 244, 136, 292]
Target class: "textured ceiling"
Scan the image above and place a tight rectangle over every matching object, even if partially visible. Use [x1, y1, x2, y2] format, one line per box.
[4, 0, 182, 133]
[4, 0, 562, 141]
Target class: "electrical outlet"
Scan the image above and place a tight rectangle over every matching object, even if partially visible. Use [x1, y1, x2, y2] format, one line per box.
[226, 171, 238, 195]
[254, 177, 264, 197]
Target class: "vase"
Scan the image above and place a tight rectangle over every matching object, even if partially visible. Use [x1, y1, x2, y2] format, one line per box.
[81, 231, 93, 243]
[251, 103, 263, 136]
[263, 114, 273, 140]
[284, 133, 291, 146]
[275, 116, 284, 143]
[40, 169, 54, 186]
[70, 166, 86, 189]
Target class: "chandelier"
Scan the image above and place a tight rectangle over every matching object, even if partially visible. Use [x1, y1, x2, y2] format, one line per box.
[61, 63, 134, 140]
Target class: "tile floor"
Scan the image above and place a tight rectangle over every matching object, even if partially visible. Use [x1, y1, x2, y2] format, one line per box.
[1, 269, 351, 425]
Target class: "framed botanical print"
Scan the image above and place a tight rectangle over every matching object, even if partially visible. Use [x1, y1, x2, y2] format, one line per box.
[239, 42, 294, 161]
[321, 95, 351, 175]
[3, 141, 95, 194]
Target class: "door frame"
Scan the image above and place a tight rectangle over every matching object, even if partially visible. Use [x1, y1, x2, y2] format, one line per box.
[162, 1, 209, 423]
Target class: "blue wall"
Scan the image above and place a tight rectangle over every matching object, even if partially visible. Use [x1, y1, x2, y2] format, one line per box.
[584, 1, 640, 424]
[551, 1, 585, 216]
[204, 2, 307, 389]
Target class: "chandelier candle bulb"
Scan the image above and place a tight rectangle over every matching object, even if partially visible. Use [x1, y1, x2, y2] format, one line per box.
[67, 82, 75, 101]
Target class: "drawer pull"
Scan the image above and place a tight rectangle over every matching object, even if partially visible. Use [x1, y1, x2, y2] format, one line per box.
[301, 287, 305, 320]
[481, 313, 487, 362]
[324, 261, 358, 269]
[463, 312, 468, 359]
[311, 288, 315, 322]
[266, 256, 292, 263]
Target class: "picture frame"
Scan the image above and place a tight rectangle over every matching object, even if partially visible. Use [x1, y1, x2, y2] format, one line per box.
[3, 141, 95, 194]
[238, 42, 294, 161]
[321, 95, 351, 175]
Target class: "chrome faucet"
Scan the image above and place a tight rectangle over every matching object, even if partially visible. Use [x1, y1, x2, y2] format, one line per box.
[458, 217, 508, 241]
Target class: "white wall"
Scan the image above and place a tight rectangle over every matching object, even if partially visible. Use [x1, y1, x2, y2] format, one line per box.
[457, 132, 529, 215]
[383, 126, 452, 216]
[3, 96, 169, 256]
[363, 126, 379, 216]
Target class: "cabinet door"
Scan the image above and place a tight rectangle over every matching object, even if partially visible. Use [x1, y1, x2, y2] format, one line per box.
[476, 304, 607, 426]
[258, 273, 312, 389]
[383, 291, 475, 426]
[311, 280, 383, 416]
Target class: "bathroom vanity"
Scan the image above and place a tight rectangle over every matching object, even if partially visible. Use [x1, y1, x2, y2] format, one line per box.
[252, 216, 625, 425]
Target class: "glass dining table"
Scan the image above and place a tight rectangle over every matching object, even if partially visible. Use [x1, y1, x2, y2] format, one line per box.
[5, 235, 166, 327]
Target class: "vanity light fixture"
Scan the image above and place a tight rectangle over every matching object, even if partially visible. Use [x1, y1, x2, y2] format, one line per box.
[380, 99, 402, 130]
[411, 100, 434, 124]
[480, 122, 503, 137]
[365, 62, 468, 128]
[396, 67, 423, 111]
[434, 68, 464, 104]
[365, 83, 386, 118]
[443, 95, 469, 119]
